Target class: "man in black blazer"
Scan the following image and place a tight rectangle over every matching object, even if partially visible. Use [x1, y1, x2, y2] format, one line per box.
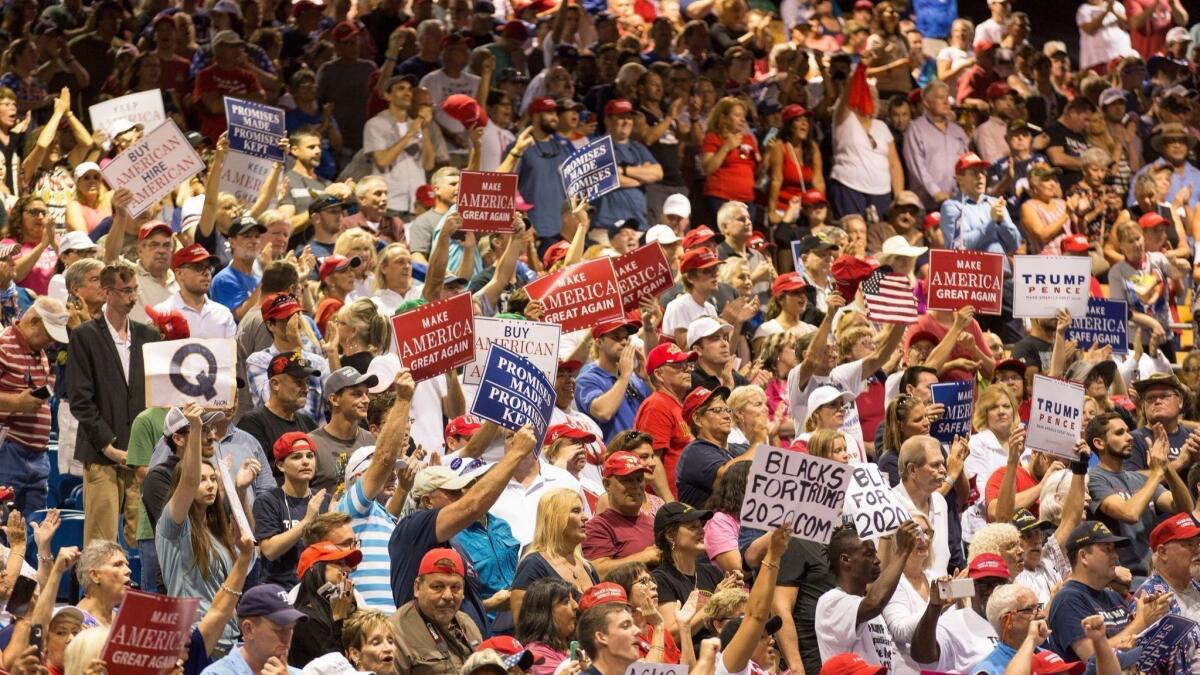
[67, 261, 161, 546]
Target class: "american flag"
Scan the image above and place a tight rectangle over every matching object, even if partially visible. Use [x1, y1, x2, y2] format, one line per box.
[863, 266, 918, 324]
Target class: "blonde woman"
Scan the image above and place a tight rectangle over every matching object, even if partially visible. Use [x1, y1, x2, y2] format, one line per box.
[727, 385, 781, 449]
[509, 488, 596, 626]
[1019, 164, 1075, 254]
[370, 243, 419, 315]
[334, 299, 392, 375]
[701, 97, 762, 218]
[963, 384, 1021, 541]
[936, 18, 976, 93]
[336, 227, 378, 301]
[63, 626, 109, 675]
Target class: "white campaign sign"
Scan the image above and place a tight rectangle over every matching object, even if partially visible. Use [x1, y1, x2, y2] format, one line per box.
[143, 339, 237, 408]
[215, 455, 252, 540]
[843, 464, 911, 540]
[87, 90, 166, 143]
[1012, 255, 1091, 318]
[1026, 374, 1085, 460]
[625, 663, 688, 675]
[464, 317, 561, 386]
[219, 151, 277, 208]
[101, 120, 205, 216]
[740, 445, 851, 544]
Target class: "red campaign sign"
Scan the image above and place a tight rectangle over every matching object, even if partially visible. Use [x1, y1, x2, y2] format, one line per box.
[614, 243, 675, 312]
[525, 257, 624, 333]
[391, 291, 475, 382]
[101, 589, 200, 675]
[926, 249, 1005, 315]
[457, 170, 518, 233]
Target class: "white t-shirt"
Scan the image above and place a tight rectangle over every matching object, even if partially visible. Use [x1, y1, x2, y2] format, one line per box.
[962, 429, 1009, 542]
[787, 359, 868, 451]
[830, 113, 895, 196]
[882, 572, 938, 675]
[973, 19, 1005, 47]
[1015, 559, 1062, 605]
[816, 587, 896, 668]
[662, 293, 717, 337]
[410, 375, 449, 454]
[420, 69, 483, 148]
[893, 481, 951, 576]
[479, 120, 516, 173]
[363, 112, 426, 212]
[1076, 3, 1132, 70]
[935, 46, 972, 96]
[931, 607, 999, 673]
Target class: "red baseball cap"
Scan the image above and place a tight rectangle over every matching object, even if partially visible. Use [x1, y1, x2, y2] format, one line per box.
[605, 98, 634, 117]
[853, 0, 873, 9]
[966, 552, 1010, 581]
[1138, 212, 1168, 229]
[974, 39, 998, 55]
[578, 582, 628, 611]
[1030, 651, 1085, 675]
[501, 20, 528, 41]
[679, 248, 721, 272]
[415, 184, 436, 208]
[418, 548, 465, 577]
[1060, 234, 1090, 253]
[558, 358, 583, 373]
[602, 450, 649, 478]
[681, 225, 722, 250]
[318, 254, 362, 281]
[1150, 512, 1200, 549]
[906, 88, 923, 105]
[330, 20, 360, 41]
[591, 311, 642, 339]
[831, 255, 877, 299]
[296, 541, 362, 579]
[646, 342, 697, 374]
[261, 292, 303, 321]
[545, 423, 597, 446]
[781, 104, 812, 124]
[440, 33, 472, 49]
[819, 653, 886, 675]
[801, 190, 828, 207]
[682, 385, 730, 424]
[144, 305, 190, 340]
[542, 240, 570, 270]
[955, 152, 991, 174]
[138, 220, 172, 242]
[442, 94, 489, 130]
[772, 271, 807, 296]
[273, 431, 316, 462]
[445, 415, 482, 439]
[529, 97, 558, 114]
[171, 243, 213, 269]
[748, 231, 772, 252]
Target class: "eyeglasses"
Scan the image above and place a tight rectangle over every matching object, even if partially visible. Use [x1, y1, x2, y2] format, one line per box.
[1011, 603, 1043, 616]
[180, 264, 212, 274]
[25, 208, 47, 217]
[633, 576, 655, 586]
[108, 285, 138, 296]
[705, 406, 732, 416]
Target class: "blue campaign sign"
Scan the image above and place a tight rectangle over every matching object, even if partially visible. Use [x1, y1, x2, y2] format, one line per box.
[1136, 614, 1199, 673]
[224, 97, 285, 162]
[560, 136, 619, 203]
[1064, 298, 1128, 354]
[929, 380, 973, 443]
[470, 343, 556, 449]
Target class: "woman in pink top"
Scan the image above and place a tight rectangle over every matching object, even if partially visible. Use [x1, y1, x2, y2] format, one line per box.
[3, 195, 56, 295]
[1124, 0, 1189, 59]
[516, 578, 578, 675]
[704, 460, 750, 574]
[65, 162, 111, 234]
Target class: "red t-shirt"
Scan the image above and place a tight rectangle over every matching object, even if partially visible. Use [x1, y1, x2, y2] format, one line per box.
[581, 508, 656, 561]
[634, 391, 692, 498]
[158, 54, 192, 93]
[702, 132, 758, 202]
[857, 378, 886, 450]
[1124, 0, 1172, 59]
[984, 465, 1038, 520]
[193, 64, 263, 140]
[637, 624, 680, 664]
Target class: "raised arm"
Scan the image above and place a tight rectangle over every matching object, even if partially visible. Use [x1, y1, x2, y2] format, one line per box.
[857, 520, 918, 624]
[165, 402, 206, 525]
[198, 520, 255, 655]
[434, 425, 536, 542]
[720, 525, 788, 674]
[361, 370, 414, 501]
[197, 134, 229, 240]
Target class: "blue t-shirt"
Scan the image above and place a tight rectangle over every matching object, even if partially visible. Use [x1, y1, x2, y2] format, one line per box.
[210, 265, 260, 312]
[573, 362, 648, 443]
[676, 438, 734, 508]
[911, 0, 956, 38]
[1046, 580, 1131, 662]
[387, 507, 489, 635]
[592, 139, 658, 230]
[506, 135, 573, 238]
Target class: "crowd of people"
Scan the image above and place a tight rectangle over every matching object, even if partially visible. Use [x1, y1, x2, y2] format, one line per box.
[0, 0, 1193, 673]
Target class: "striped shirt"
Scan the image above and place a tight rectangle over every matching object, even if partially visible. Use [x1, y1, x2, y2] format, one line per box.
[0, 325, 52, 448]
[337, 473, 397, 613]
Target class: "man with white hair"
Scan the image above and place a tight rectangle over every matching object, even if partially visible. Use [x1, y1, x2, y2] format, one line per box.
[975, 583, 1119, 675]
[715, 201, 774, 299]
[895, 435, 954, 575]
[0, 296, 68, 512]
[903, 80, 971, 210]
[341, 176, 404, 244]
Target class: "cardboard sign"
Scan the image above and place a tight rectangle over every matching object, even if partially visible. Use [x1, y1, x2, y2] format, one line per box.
[465, 317, 561, 386]
[215, 455, 252, 541]
[1012, 255, 1091, 318]
[219, 151, 276, 208]
[625, 663, 689, 675]
[929, 380, 974, 443]
[1026, 374, 1085, 460]
[88, 90, 165, 143]
[391, 292, 474, 382]
[1137, 614, 1200, 674]
[524, 258, 624, 333]
[843, 464, 911, 540]
[223, 97, 285, 161]
[143, 339, 237, 408]
[102, 120, 205, 216]
[470, 344, 556, 447]
[101, 589, 200, 675]
[926, 249, 1004, 315]
[457, 170, 518, 232]
[613, 243, 675, 313]
[1065, 298, 1128, 354]
[740, 445, 851, 544]
[560, 135, 619, 202]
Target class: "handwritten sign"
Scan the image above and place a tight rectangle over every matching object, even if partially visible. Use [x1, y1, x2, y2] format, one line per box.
[101, 120, 205, 216]
[929, 380, 973, 443]
[458, 170, 518, 232]
[1012, 255, 1090, 318]
[391, 293, 475, 382]
[1065, 298, 1128, 354]
[101, 590, 200, 675]
[1026, 374, 1085, 460]
[740, 445, 850, 544]
[625, 663, 689, 675]
[224, 97, 285, 161]
[560, 135, 619, 202]
[613, 243, 674, 313]
[144, 339, 237, 408]
[1137, 614, 1200, 674]
[465, 317, 561, 386]
[470, 344, 557, 448]
[926, 249, 1004, 315]
[88, 90, 165, 143]
[219, 151, 276, 207]
[524, 258, 624, 333]
[843, 464, 911, 540]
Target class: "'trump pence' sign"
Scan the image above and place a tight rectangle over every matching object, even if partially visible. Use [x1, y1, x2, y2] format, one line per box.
[144, 339, 237, 408]
[1026, 374, 1085, 460]
[524, 258, 624, 333]
[470, 344, 556, 448]
[740, 445, 850, 544]
[1012, 255, 1091, 318]
[843, 464, 911, 540]
[926, 250, 1004, 315]
[102, 120, 205, 216]
[457, 170, 518, 232]
[224, 97, 285, 161]
[101, 589, 200, 675]
[465, 317, 561, 386]
[560, 135, 619, 202]
[391, 292, 475, 382]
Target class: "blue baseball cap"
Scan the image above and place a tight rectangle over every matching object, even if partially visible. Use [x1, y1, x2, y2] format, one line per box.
[236, 584, 307, 624]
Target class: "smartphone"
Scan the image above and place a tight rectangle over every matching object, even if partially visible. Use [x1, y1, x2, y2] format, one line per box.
[317, 582, 337, 599]
[762, 127, 780, 146]
[6, 576, 36, 617]
[30, 386, 50, 400]
[29, 624, 42, 659]
[938, 578, 976, 601]
[569, 641, 579, 661]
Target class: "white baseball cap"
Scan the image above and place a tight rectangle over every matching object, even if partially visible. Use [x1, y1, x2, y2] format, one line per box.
[1166, 26, 1191, 43]
[33, 301, 69, 344]
[646, 224, 681, 245]
[59, 231, 97, 253]
[686, 316, 734, 349]
[879, 235, 927, 260]
[73, 162, 101, 179]
[663, 194, 691, 219]
[366, 353, 402, 393]
[804, 386, 855, 425]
